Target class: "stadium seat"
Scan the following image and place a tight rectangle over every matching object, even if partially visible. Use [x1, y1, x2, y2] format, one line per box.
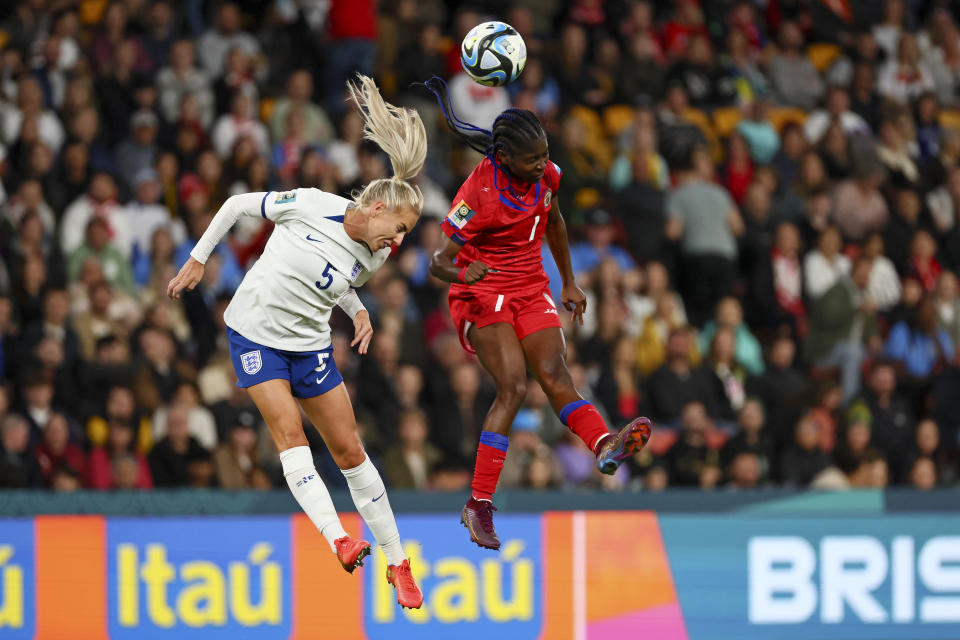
[712, 106, 743, 139]
[938, 108, 960, 132]
[570, 105, 605, 140]
[806, 43, 843, 73]
[768, 106, 808, 133]
[259, 97, 276, 124]
[80, 0, 109, 24]
[603, 104, 636, 137]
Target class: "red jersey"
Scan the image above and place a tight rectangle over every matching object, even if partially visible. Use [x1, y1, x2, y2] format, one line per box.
[441, 157, 562, 295]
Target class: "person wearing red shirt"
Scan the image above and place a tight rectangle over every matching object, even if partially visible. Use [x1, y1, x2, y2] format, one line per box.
[424, 78, 651, 550]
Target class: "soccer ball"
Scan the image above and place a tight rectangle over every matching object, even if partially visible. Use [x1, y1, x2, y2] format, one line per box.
[460, 21, 527, 87]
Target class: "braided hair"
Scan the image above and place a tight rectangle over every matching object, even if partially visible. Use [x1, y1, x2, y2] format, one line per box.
[422, 76, 546, 173]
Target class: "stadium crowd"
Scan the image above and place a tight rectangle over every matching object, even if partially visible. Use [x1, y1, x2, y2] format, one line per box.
[1, 0, 960, 494]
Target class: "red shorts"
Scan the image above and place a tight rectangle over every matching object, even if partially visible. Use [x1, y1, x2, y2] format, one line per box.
[448, 285, 562, 354]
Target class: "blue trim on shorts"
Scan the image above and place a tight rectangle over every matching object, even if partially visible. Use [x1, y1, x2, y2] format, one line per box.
[260, 192, 269, 218]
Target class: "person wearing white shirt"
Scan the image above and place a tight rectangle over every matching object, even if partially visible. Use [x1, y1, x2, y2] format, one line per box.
[60, 172, 132, 259]
[448, 71, 511, 130]
[211, 92, 269, 158]
[804, 225, 851, 299]
[167, 75, 426, 610]
[804, 86, 871, 143]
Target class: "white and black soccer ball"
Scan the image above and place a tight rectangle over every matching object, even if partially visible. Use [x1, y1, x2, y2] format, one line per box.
[460, 21, 527, 87]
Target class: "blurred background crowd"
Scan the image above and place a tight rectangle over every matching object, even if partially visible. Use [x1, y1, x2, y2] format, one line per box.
[2, 0, 960, 495]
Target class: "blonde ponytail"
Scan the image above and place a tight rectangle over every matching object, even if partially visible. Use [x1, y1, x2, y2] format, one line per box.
[348, 74, 428, 214]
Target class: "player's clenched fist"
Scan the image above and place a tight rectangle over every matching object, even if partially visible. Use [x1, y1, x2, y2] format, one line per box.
[462, 261, 491, 284]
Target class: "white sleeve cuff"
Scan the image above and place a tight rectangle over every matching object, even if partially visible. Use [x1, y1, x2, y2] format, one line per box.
[336, 288, 366, 320]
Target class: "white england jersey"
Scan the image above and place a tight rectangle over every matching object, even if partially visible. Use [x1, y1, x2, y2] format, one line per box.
[190, 188, 390, 352]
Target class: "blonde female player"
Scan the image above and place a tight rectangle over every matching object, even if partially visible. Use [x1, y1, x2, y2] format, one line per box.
[167, 75, 425, 609]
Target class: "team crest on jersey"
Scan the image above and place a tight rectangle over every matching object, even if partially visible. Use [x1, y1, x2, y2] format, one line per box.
[351, 260, 363, 280]
[447, 200, 476, 229]
[544, 190, 552, 208]
[275, 190, 297, 204]
[240, 350, 262, 375]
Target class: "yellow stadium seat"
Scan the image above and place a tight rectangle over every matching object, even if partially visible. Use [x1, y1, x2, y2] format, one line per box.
[259, 97, 276, 124]
[569, 105, 604, 139]
[938, 109, 960, 132]
[79, 0, 109, 24]
[807, 43, 843, 73]
[768, 106, 808, 133]
[603, 104, 635, 137]
[712, 106, 743, 138]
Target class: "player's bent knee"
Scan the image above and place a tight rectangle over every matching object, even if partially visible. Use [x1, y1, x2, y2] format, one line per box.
[496, 378, 527, 408]
[332, 439, 366, 470]
[271, 421, 308, 451]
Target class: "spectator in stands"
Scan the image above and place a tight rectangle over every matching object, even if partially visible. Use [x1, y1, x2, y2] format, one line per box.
[569, 208, 636, 279]
[736, 99, 780, 164]
[596, 336, 645, 428]
[214, 417, 267, 490]
[197, 3, 262, 79]
[805, 86, 871, 143]
[909, 456, 937, 489]
[60, 172, 130, 261]
[211, 92, 268, 159]
[148, 403, 207, 487]
[904, 418, 958, 486]
[886, 294, 954, 382]
[648, 327, 722, 425]
[805, 256, 880, 403]
[33, 412, 85, 487]
[665, 401, 720, 487]
[721, 398, 773, 483]
[636, 292, 696, 376]
[269, 70, 334, 146]
[804, 225, 850, 299]
[769, 21, 825, 111]
[933, 271, 960, 344]
[699, 297, 764, 377]
[0, 413, 43, 487]
[666, 146, 744, 326]
[879, 33, 935, 104]
[383, 408, 441, 490]
[780, 415, 831, 486]
[669, 34, 737, 109]
[157, 39, 214, 130]
[863, 232, 902, 311]
[68, 217, 135, 294]
[907, 230, 942, 292]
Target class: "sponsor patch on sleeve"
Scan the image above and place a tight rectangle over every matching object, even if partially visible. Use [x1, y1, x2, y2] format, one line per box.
[446, 200, 476, 229]
[275, 190, 297, 204]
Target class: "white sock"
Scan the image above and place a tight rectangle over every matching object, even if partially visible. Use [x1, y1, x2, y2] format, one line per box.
[342, 455, 405, 566]
[280, 446, 347, 553]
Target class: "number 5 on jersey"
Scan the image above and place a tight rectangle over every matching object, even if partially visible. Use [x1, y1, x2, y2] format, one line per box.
[315, 263, 336, 290]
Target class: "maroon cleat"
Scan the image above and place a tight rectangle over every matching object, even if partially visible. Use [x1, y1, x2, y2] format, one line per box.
[334, 536, 372, 574]
[596, 417, 653, 475]
[460, 497, 501, 550]
[387, 559, 424, 609]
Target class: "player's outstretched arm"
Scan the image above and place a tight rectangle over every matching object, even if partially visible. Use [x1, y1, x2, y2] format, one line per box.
[167, 192, 265, 299]
[429, 234, 491, 285]
[543, 198, 586, 324]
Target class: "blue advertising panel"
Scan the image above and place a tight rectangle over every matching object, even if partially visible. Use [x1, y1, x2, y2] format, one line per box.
[362, 514, 544, 639]
[0, 520, 34, 640]
[106, 517, 291, 639]
[660, 515, 960, 640]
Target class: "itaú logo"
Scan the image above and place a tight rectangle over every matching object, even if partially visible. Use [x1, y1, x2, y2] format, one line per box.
[370, 540, 534, 624]
[0, 546, 24, 629]
[748, 536, 960, 624]
[115, 542, 282, 628]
